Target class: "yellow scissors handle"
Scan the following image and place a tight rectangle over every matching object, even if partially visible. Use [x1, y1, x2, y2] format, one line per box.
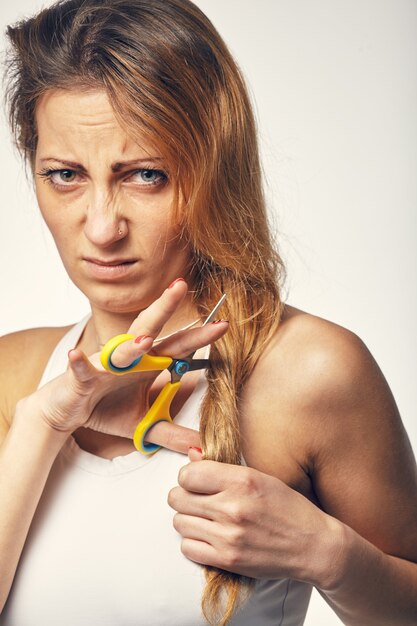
[100, 333, 172, 374]
[133, 381, 181, 454]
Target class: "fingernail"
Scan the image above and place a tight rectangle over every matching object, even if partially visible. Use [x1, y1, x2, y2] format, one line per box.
[212, 319, 229, 324]
[189, 446, 202, 453]
[134, 335, 151, 344]
[168, 277, 185, 288]
[68, 349, 74, 358]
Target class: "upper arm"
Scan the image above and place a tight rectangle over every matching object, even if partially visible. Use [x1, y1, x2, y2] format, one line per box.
[0, 326, 71, 443]
[307, 331, 417, 562]
[240, 310, 417, 564]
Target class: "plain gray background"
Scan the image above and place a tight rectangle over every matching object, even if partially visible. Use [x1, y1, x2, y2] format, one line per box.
[0, 1, 416, 624]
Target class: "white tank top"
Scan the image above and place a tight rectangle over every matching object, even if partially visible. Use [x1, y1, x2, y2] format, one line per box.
[1, 318, 312, 625]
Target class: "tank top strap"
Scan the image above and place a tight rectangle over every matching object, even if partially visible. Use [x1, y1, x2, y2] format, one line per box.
[38, 314, 91, 388]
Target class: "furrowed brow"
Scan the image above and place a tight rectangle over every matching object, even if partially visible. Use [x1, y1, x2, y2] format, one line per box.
[39, 157, 164, 173]
[39, 158, 87, 173]
[111, 158, 164, 172]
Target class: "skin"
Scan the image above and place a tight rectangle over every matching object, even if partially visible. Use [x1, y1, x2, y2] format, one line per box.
[34, 89, 193, 333]
[1, 88, 417, 623]
[32, 87, 226, 455]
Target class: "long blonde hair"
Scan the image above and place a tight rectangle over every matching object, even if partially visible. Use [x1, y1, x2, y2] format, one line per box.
[5, 0, 285, 622]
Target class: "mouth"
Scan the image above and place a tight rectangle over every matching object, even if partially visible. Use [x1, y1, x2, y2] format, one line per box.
[84, 257, 137, 266]
[82, 256, 138, 279]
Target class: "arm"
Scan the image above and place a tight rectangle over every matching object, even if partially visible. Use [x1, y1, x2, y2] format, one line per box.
[0, 402, 69, 611]
[303, 327, 417, 625]
[317, 525, 417, 626]
[0, 328, 71, 611]
[169, 311, 417, 625]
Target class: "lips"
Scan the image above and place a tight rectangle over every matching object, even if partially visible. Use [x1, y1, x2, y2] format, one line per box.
[83, 257, 137, 266]
[82, 256, 138, 280]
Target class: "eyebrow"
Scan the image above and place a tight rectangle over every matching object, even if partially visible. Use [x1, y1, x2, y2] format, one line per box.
[39, 157, 164, 173]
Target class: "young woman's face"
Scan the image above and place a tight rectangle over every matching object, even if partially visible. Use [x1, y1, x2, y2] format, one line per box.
[34, 88, 191, 314]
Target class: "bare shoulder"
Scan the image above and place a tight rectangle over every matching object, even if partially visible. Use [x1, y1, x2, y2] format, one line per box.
[240, 303, 373, 475]
[257, 304, 379, 420]
[241, 304, 417, 560]
[258, 303, 403, 450]
[0, 325, 72, 426]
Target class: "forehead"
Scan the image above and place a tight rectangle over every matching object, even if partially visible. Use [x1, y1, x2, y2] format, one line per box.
[35, 88, 156, 158]
[36, 89, 119, 133]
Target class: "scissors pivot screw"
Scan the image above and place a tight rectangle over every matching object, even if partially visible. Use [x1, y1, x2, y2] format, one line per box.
[174, 360, 190, 376]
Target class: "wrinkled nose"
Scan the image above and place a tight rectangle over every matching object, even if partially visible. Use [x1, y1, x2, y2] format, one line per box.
[83, 190, 126, 247]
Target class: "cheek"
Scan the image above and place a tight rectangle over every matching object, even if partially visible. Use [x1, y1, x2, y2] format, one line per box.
[34, 180, 50, 221]
[127, 196, 189, 266]
[35, 179, 61, 226]
[35, 184, 77, 253]
[136, 222, 189, 268]
[127, 191, 181, 249]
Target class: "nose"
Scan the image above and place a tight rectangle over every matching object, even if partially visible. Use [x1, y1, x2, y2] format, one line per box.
[83, 188, 127, 247]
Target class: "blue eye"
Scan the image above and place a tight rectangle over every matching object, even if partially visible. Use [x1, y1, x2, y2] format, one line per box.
[130, 169, 168, 186]
[140, 170, 158, 182]
[54, 170, 76, 183]
[36, 168, 79, 188]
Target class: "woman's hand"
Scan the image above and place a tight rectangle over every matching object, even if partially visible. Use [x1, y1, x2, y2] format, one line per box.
[19, 280, 227, 451]
[168, 452, 345, 586]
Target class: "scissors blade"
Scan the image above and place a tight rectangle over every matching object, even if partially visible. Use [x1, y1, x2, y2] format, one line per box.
[202, 293, 227, 326]
[180, 293, 227, 364]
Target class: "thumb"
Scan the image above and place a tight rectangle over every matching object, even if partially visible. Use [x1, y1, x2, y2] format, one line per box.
[188, 446, 203, 462]
[68, 348, 98, 383]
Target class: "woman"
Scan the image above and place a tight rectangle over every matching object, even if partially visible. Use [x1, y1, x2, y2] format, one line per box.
[1, 0, 416, 625]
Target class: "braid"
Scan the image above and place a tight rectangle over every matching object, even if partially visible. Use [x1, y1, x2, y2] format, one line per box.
[194, 268, 283, 624]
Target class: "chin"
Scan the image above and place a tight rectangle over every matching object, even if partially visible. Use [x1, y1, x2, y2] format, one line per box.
[80, 279, 166, 315]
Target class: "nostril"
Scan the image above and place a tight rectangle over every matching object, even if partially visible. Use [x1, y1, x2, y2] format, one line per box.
[84, 218, 127, 246]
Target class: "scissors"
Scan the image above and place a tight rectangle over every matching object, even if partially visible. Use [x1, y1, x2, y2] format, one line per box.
[100, 294, 227, 455]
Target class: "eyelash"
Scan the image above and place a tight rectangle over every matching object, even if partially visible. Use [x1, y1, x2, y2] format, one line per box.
[36, 167, 168, 190]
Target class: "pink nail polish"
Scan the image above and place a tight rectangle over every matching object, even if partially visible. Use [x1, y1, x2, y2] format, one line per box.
[168, 277, 185, 288]
[134, 335, 150, 344]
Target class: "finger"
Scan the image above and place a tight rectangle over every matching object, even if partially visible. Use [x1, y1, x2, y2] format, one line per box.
[109, 334, 154, 368]
[173, 512, 217, 543]
[144, 421, 201, 455]
[153, 321, 229, 358]
[188, 447, 203, 462]
[180, 538, 224, 569]
[178, 460, 250, 494]
[68, 348, 99, 383]
[167, 486, 215, 519]
[128, 278, 188, 339]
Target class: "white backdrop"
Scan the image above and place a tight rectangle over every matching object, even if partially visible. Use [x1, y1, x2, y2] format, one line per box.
[0, 1, 416, 624]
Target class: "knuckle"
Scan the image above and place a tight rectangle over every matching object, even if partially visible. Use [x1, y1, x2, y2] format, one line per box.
[225, 524, 246, 548]
[238, 467, 258, 493]
[224, 501, 247, 525]
[224, 547, 240, 570]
